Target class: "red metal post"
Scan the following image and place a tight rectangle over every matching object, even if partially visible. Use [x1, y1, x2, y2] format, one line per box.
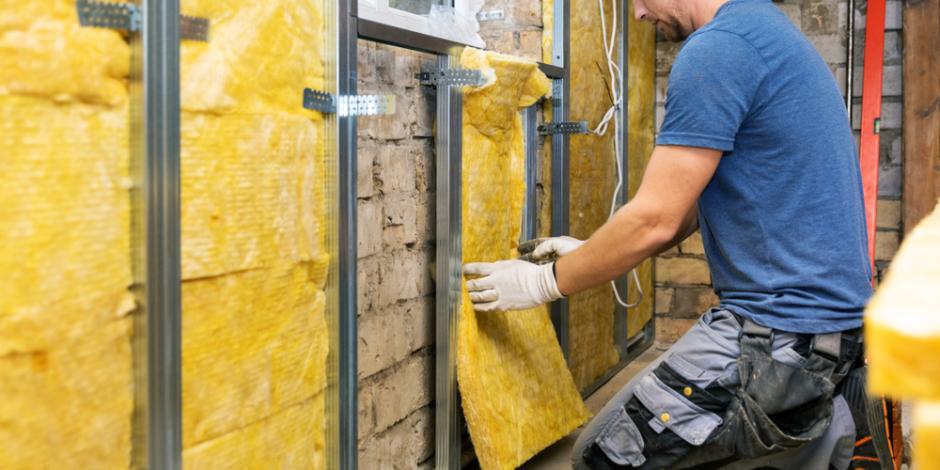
[859, 0, 886, 272]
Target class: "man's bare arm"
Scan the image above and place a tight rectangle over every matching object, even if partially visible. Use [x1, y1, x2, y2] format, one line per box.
[555, 145, 720, 296]
[654, 205, 700, 257]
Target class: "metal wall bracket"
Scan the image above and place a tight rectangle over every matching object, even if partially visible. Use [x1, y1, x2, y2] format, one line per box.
[179, 15, 210, 41]
[538, 121, 589, 135]
[303, 89, 396, 117]
[416, 69, 487, 87]
[476, 10, 505, 21]
[76, 0, 209, 41]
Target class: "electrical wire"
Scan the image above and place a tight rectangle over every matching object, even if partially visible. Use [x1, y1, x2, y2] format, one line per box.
[594, 0, 644, 308]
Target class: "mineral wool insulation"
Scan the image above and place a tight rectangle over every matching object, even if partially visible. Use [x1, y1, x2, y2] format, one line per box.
[178, 1, 330, 467]
[866, 201, 940, 468]
[458, 48, 589, 470]
[0, 2, 134, 468]
[542, 0, 657, 391]
[623, 0, 656, 340]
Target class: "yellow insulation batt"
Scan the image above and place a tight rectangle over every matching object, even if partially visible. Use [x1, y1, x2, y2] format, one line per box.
[179, 1, 329, 467]
[866, 202, 940, 469]
[624, 0, 656, 338]
[866, 201, 940, 401]
[0, 1, 133, 468]
[459, 48, 589, 470]
[567, 0, 624, 390]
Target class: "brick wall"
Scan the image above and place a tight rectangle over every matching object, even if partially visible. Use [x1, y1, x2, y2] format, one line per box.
[355, 40, 437, 469]
[477, 0, 545, 61]
[652, 0, 905, 343]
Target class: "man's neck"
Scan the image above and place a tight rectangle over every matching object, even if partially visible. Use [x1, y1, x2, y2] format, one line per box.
[690, 0, 731, 30]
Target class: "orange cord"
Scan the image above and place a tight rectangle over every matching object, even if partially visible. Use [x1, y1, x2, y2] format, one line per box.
[882, 399, 895, 460]
[854, 436, 872, 447]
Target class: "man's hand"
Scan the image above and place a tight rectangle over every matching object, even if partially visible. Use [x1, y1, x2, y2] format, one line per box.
[517, 236, 584, 264]
[463, 260, 563, 312]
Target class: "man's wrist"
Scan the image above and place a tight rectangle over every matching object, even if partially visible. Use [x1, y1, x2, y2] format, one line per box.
[553, 257, 570, 297]
[540, 262, 564, 302]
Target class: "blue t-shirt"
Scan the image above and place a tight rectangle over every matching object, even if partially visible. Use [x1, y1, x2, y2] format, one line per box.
[657, 0, 872, 333]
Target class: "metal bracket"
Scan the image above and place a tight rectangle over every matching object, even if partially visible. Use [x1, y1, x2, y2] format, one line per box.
[477, 10, 505, 21]
[179, 14, 210, 41]
[76, 0, 209, 41]
[416, 69, 487, 87]
[303, 89, 396, 117]
[538, 121, 589, 135]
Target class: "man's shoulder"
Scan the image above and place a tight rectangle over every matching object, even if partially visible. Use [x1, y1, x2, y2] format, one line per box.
[681, 1, 798, 58]
[671, 28, 765, 77]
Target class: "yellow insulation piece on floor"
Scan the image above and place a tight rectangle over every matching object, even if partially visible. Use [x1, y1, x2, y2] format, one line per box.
[866, 201, 940, 470]
[866, 201, 940, 401]
[458, 48, 589, 470]
[0, 1, 133, 467]
[179, 1, 329, 467]
[914, 402, 940, 469]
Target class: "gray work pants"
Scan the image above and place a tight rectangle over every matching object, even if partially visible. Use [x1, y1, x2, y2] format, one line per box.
[572, 309, 856, 470]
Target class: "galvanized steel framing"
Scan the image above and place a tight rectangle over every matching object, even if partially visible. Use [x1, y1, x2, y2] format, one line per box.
[550, 0, 572, 359]
[140, 0, 183, 468]
[434, 51, 466, 470]
[522, 105, 540, 242]
[335, 0, 359, 467]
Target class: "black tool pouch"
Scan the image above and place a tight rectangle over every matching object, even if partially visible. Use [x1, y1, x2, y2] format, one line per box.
[678, 319, 845, 468]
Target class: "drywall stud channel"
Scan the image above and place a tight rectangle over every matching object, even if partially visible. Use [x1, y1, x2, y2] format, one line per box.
[613, 2, 630, 360]
[142, 0, 183, 467]
[619, 0, 655, 361]
[522, 105, 539, 241]
[333, 0, 358, 467]
[550, 0, 571, 360]
[435, 51, 464, 470]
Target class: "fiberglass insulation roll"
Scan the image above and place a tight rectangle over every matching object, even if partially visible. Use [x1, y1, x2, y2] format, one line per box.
[0, 0, 134, 467]
[178, 1, 330, 468]
[458, 48, 589, 470]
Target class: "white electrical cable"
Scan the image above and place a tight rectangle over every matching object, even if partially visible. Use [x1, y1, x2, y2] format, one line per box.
[594, 0, 644, 309]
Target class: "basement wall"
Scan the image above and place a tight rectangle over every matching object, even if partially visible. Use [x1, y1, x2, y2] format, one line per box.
[652, 0, 906, 342]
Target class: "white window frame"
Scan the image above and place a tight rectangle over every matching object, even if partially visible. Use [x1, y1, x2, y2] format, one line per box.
[358, 0, 485, 48]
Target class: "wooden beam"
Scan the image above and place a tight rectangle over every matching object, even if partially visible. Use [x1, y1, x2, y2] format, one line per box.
[903, 0, 940, 233]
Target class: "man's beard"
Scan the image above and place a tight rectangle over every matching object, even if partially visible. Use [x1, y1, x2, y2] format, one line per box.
[659, 18, 692, 42]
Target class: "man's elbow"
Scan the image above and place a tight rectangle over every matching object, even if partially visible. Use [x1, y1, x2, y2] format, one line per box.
[615, 204, 685, 252]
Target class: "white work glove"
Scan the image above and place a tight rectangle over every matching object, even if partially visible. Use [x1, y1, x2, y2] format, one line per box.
[517, 236, 584, 264]
[463, 260, 563, 312]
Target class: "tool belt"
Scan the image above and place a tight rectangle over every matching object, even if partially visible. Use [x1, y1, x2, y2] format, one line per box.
[582, 314, 863, 470]
[677, 316, 863, 469]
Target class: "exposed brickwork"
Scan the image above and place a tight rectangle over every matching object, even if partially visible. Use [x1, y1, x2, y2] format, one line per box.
[356, 39, 437, 468]
[477, 0, 545, 60]
[653, 0, 905, 339]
